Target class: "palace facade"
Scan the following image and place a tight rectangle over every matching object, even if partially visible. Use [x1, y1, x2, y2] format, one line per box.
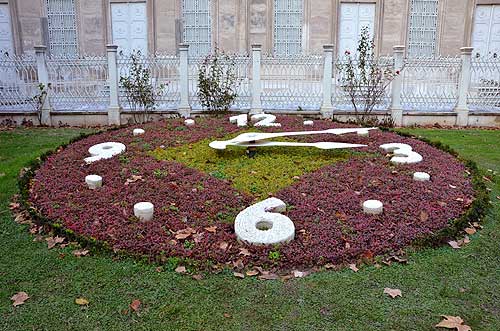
[1, 0, 499, 57]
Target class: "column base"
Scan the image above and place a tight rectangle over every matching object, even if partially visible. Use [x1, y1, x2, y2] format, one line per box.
[455, 109, 469, 127]
[390, 108, 403, 127]
[249, 107, 263, 116]
[107, 106, 121, 126]
[320, 106, 334, 119]
[40, 108, 51, 126]
[178, 106, 191, 118]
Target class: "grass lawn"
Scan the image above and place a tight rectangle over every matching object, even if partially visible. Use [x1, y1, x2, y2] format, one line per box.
[0, 127, 499, 331]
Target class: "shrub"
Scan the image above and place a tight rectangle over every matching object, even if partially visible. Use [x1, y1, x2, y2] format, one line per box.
[337, 27, 399, 126]
[197, 48, 238, 113]
[119, 51, 166, 124]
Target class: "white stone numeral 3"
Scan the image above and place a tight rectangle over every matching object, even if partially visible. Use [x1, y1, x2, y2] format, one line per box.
[234, 197, 295, 245]
[84, 142, 126, 164]
[379, 143, 423, 164]
[251, 113, 281, 127]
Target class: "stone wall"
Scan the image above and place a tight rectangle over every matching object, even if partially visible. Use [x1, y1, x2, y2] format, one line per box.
[5, 0, 479, 56]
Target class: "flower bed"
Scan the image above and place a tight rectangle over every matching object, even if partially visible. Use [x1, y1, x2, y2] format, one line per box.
[25, 116, 486, 271]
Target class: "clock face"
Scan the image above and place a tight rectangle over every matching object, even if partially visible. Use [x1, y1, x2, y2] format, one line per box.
[29, 116, 475, 271]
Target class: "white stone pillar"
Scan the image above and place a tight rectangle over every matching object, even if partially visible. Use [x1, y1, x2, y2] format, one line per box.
[390, 45, 405, 127]
[250, 44, 263, 115]
[34, 45, 51, 126]
[178, 44, 191, 118]
[455, 47, 473, 127]
[320, 44, 334, 119]
[106, 45, 121, 125]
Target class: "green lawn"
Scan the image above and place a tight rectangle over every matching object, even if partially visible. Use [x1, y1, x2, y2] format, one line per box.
[0, 127, 499, 331]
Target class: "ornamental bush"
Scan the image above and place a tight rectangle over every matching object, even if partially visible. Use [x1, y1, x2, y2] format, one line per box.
[197, 48, 238, 113]
[337, 27, 399, 126]
[120, 50, 166, 124]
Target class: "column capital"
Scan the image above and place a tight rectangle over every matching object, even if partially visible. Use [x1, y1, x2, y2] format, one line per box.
[106, 44, 119, 52]
[178, 43, 189, 51]
[323, 44, 334, 52]
[251, 44, 262, 51]
[34, 45, 47, 53]
[460, 47, 474, 55]
[393, 45, 405, 53]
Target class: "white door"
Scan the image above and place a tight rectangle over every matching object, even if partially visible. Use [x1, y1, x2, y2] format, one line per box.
[338, 3, 375, 56]
[0, 4, 14, 54]
[472, 5, 500, 56]
[111, 2, 147, 56]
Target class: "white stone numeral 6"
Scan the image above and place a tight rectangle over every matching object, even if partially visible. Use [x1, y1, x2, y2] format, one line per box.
[250, 113, 281, 127]
[235, 197, 295, 245]
[379, 143, 423, 164]
[84, 142, 126, 164]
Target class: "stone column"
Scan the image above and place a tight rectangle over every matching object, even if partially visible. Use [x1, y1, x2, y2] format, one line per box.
[250, 44, 263, 115]
[178, 44, 191, 118]
[455, 47, 473, 127]
[34, 45, 51, 126]
[106, 45, 121, 126]
[320, 44, 334, 119]
[390, 45, 405, 127]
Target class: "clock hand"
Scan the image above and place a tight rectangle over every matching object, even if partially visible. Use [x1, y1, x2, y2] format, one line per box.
[209, 127, 377, 150]
[226, 141, 366, 149]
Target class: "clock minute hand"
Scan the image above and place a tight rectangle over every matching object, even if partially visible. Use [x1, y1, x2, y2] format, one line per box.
[209, 127, 377, 150]
[226, 141, 366, 150]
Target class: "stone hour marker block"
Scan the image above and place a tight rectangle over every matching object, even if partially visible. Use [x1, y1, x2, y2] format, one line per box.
[133, 128, 145, 136]
[303, 120, 314, 126]
[184, 119, 195, 126]
[414, 172, 430, 181]
[235, 198, 295, 245]
[85, 175, 102, 189]
[363, 200, 383, 215]
[134, 202, 154, 221]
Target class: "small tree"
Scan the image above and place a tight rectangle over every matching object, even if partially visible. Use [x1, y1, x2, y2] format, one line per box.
[197, 48, 238, 113]
[120, 51, 165, 124]
[28, 83, 50, 124]
[337, 27, 399, 125]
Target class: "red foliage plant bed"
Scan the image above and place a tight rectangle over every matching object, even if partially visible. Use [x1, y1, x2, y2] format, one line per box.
[28, 116, 480, 271]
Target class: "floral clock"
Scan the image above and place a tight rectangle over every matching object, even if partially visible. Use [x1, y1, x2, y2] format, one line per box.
[24, 115, 485, 272]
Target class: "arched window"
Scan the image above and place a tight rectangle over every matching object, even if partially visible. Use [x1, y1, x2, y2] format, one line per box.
[46, 0, 78, 57]
[407, 0, 439, 57]
[274, 0, 303, 56]
[182, 0, 211, 57]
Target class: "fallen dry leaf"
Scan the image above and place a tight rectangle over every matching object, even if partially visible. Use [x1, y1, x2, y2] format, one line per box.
[73, 249, 89, 257]
[383, 288, 402, 298]
[75, 297, 89, 305]
[174, 227, 196, 240]
[11, 292, 29, 307]
[348, 263, 359, 272]
[223, 313, 232, 318]
[435, 315, 471, 331]
[246, 270, 259, 276]
[125, 175, 143, 185]
[219, 241, 228, 251]
[258, 273, 280, 280]
[464, 227, 476, 235]
[46, 236, 65, 249]
[192, 274, 203, 280]
[175, 266, 186, 273]
[324, 263, 336, 269]
[419, 211, 429, 222]
[204, 225, 217, 233]
[9, 202, 20, 210]
[233, 272, 245, 279]
[238, 248, 251, 256]
[448, 241, 461, 249]
[129, 299, 141, 312]
[232, 259, 244, 270]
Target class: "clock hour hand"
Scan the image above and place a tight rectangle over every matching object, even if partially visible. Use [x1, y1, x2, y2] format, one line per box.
[225, 141, 366, 150]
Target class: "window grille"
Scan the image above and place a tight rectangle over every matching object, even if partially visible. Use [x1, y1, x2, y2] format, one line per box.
[274, 0, 303, 56]
[407, 0, 439, 57]
[182, 0, 211, 57]
[46, 0, 78, 57]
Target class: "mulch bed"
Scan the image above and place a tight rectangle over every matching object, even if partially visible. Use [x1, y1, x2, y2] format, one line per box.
[28, 116, 477, 270]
